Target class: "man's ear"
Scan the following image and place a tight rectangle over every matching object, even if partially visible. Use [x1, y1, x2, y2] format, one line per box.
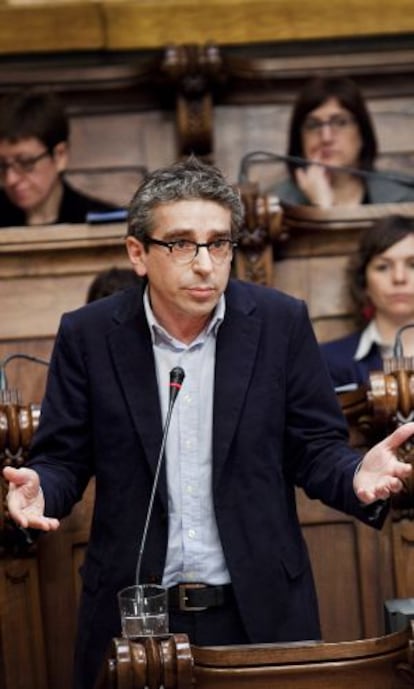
[53, 141, 69, 173]
[126, 236, 148, 277]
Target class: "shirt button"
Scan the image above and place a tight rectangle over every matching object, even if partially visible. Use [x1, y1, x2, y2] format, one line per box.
[188, 529, 196, 539]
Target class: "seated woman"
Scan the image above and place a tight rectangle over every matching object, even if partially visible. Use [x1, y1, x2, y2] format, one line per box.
[0, 90, 117, 226]
[321, 215, 414, 388]
[275, 76, 414, 207]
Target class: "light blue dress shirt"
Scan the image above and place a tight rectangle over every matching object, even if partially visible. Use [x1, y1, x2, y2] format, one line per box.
[143, 289, 231, 586]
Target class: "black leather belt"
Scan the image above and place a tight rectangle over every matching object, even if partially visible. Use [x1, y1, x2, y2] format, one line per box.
[168, 583, 233, 612]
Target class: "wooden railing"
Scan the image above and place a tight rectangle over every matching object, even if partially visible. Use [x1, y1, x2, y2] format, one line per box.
[96, 627, 414, 689]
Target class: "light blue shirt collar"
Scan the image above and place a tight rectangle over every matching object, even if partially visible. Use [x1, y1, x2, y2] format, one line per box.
[143, 286, 225, 346]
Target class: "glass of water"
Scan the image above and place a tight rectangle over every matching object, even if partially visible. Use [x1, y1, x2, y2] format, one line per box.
[118, 584, 169, 639]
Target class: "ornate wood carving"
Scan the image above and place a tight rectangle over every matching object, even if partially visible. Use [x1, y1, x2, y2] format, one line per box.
[96, 634, 193, 689]
[235, 184, 284, 285]
[161, 44, 224, 159]
[0, 399, 40, 555]
[98, 628, 414, 689]
[233, 196, 414, 287]
[338, 362, 414, 515]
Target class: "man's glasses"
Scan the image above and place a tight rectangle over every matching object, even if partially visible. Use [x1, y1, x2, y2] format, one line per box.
[0, 149, 51, 179]
[145, 236, 238, 264]
[302, 114, 356, 135]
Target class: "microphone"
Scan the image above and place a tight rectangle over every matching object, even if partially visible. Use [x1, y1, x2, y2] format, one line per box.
[393, 323, 414, 357]
[135, 366, 185, 584]
[169, 366, 185, 405]
[237, 150, 414, 188]
[0, 352, 50, 403]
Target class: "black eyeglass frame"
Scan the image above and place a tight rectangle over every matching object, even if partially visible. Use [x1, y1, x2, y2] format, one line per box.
[0, 149, 52, 179]
[302, 114, 356, 134]
[144, 236, 238, 263]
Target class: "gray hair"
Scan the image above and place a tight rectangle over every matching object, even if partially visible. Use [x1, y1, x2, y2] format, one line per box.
[127, 156, 244, 241]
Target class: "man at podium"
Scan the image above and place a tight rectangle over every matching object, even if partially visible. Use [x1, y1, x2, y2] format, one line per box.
[3, 157, 413, 689]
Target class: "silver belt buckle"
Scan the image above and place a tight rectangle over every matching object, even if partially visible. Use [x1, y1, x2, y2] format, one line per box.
[178, 583, 208, 612]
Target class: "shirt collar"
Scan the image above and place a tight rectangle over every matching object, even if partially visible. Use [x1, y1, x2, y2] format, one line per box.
[354, 320, 393, 360]
[143, 286, 225, 346]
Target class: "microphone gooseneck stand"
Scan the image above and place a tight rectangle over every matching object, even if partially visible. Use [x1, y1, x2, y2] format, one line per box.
[135, 366, 185, 585]
[237, 150, 414, 188]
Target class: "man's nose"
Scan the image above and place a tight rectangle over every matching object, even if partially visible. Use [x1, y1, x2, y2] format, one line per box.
[192, 245, 213, 272]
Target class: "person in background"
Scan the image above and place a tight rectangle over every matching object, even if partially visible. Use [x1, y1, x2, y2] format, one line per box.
[86, 267, 142, 303]
[321, 215, 414, 388]
[275, 76, 414, 208]
[0, 90, 116, 227]
[3, 158, 412, 689]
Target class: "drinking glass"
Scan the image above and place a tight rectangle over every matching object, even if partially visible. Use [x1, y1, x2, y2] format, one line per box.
[117, 584, 169, 639]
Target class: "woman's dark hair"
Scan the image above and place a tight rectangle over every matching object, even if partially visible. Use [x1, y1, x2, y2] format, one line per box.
[348, 215, 414, 325]
[287, 76, 378, 178]
[0, 90, 69, 151]
[86, 267, 142, 303]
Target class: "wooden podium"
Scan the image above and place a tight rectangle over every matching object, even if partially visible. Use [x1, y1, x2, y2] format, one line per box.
[97, 628, 414, 689]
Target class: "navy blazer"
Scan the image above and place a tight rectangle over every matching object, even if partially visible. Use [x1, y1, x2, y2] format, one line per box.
[29, 280, 383, 688]
[320, 332, 383, 388]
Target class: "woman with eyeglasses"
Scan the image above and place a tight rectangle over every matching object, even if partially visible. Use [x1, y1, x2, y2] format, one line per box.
[275, 76, 414, 207]
[0, 90, 116, 227]
[321, 215, 414, 389]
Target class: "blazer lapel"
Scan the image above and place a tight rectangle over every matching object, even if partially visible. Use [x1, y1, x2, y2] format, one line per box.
[213, 283, 261, 487]
[107, 295, 168, 508]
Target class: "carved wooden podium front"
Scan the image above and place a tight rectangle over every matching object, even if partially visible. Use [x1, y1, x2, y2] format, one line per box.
[97, 626, 414, 689]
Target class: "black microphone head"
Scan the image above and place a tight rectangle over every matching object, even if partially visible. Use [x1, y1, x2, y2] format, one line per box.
[170, 366, 185, 387]
[169, 367, 185, 404]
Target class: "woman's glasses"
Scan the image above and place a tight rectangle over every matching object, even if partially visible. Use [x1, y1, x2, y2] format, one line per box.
[0, 149, 51, 180]
[302, 114, 356, 135]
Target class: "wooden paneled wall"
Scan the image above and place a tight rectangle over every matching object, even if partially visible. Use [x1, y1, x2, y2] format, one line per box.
[1, 26, 414, 689]
[0, 32, 414, 188]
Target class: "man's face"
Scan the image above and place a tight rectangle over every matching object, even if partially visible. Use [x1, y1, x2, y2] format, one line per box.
[126, 199, 234, 340]
[0, 136, 67, 213]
